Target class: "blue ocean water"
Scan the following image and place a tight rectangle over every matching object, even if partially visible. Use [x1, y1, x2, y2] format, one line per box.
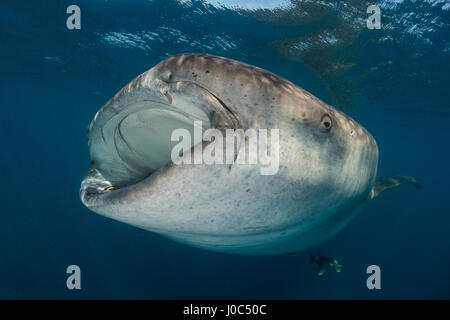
[0, 0, 449, 299]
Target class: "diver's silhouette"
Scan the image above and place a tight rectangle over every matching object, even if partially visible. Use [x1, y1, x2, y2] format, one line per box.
[309, 254, 342, 275]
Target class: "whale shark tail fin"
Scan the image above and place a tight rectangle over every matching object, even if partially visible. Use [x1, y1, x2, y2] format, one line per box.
[369, 175, 421, 199]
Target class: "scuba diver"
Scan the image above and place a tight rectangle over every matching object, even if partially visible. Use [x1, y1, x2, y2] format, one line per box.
[309, 254, 343, 276]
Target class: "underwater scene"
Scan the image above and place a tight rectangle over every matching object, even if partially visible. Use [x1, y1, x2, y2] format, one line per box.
[1, 0, 449, 299]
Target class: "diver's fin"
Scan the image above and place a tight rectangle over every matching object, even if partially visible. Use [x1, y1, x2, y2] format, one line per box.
[317, 268, 326, 276]
[309, 254, 318, 264]
[369, 175, 421, 199]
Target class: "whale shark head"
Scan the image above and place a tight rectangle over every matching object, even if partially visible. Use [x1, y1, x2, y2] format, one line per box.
[80, 54, 380, 255]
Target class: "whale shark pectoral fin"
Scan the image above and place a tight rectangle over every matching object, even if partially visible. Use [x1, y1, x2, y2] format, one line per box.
[369, 175, 421, 199]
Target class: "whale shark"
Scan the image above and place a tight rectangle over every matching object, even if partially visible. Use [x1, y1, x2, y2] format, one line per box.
[80, 53, 420, 255]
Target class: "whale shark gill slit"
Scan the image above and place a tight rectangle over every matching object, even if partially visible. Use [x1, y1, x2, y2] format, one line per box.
[166, 79, 242, 130]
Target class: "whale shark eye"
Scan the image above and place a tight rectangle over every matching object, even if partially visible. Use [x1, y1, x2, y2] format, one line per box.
[321, 114, 332, 130]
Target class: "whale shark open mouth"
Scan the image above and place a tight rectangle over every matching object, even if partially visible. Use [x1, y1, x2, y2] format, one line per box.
[81, 81, 239, 204]
[99, 100, 211, 185]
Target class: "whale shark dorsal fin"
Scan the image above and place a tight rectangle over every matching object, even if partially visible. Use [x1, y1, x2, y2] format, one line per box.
[369, 175, 421, 199]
